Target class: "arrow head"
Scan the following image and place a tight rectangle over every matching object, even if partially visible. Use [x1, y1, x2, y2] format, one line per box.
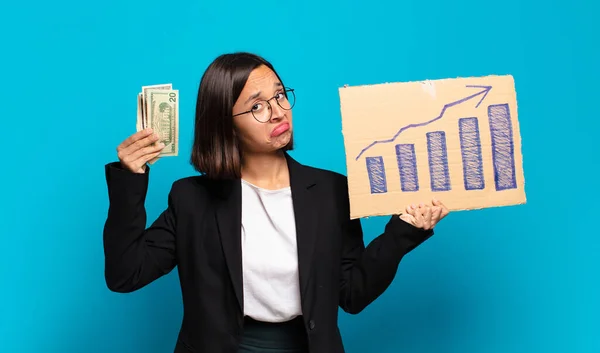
[465, 85, 492, 108]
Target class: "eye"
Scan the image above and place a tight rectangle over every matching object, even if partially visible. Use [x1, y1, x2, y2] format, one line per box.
[251, 102, 264, 111]
[275, 92, 286, 100]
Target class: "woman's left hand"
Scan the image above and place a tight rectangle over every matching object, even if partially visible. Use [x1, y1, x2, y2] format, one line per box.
[399, 198, 449, 230]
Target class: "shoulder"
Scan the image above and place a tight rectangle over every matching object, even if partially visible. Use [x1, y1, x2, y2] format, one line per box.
[289, 153, 348, 184]
[295, 162, 354, 222]
[302, 164, 348, 186]
[293, 159, 350, 200]
[288, 153, 349, 191]
[169, 173, 217, 196]
[164, 174, 228, 216]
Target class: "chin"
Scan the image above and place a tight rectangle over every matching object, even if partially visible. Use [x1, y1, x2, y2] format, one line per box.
[267, 130, 293, 151]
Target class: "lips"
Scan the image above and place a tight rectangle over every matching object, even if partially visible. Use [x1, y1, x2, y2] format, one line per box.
[270, 122, 290, 137]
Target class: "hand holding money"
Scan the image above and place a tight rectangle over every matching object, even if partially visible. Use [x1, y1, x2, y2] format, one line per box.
[117, 129, 165, 174]
[136, 83, 179, 165]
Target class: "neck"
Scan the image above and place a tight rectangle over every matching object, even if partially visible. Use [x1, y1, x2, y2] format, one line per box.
[241, 150, 290, 189]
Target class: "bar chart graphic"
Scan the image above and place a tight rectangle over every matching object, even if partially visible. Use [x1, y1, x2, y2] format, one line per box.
[340, 75, 526, 219]
[362, 101, 517, 194]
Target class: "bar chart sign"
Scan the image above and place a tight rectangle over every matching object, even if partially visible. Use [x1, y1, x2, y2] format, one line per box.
[339, 75, 526, 219]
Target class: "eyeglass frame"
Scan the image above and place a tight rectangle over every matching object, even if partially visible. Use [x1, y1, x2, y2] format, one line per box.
[232, 87, 296, 123]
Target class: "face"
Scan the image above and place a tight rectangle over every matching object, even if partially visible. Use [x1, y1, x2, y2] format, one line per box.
[232, 65, 293, 153]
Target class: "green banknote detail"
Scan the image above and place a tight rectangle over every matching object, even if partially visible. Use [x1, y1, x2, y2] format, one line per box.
[149, 89, 179, 157]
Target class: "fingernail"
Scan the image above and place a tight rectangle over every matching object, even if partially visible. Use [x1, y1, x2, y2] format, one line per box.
[159, 142, 165, 148]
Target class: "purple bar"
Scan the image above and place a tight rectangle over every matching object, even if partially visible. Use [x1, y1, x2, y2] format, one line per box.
[488, 104, 517, 191]
[459, 117, 485, 190]
[395, 144, 419, 192]
[365, 156, 387, 194]
[426, 131, 451, 191]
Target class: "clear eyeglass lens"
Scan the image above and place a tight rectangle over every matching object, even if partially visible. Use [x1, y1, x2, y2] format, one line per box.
[252, 90, 295, 122]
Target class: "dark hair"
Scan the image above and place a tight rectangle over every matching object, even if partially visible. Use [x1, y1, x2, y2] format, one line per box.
[190, 52, 293, 179]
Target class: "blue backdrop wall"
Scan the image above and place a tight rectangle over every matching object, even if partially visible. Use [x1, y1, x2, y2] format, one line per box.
[2, 0, 599, 352]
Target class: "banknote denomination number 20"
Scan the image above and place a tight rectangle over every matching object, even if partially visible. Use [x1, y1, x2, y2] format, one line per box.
[169, 92, 177, 103]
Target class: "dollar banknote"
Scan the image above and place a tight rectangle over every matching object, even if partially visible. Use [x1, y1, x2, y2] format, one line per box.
[142, 83, 172, 129]
[136, 83, 178, 164]
[136, 93, 143, 132]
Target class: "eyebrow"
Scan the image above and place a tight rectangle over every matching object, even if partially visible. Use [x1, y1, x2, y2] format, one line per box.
[244, 82, 283, 104]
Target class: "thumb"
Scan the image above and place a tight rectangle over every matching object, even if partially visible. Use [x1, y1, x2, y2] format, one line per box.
[399, 213, 415, 225]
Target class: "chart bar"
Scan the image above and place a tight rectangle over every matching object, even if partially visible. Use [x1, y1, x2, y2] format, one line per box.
[488, 103, 517, 191]
[426, 131, 451, 191]
[459, 117, 485, 190]
[395, 144, 419, 192]
[365, 156, 387, 194]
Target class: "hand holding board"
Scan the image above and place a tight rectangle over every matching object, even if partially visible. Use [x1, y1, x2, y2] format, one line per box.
[339, 75, 526, 219]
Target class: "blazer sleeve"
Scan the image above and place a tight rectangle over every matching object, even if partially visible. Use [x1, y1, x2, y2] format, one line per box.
[103, 162, 177, 293]
[337, 175, 434, 314]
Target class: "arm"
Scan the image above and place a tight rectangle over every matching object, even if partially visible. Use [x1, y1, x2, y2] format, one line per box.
[337, 177, 433, 314]
[103, 162, 177, 293]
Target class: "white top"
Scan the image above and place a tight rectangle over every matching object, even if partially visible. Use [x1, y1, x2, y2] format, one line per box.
[240, 179, 302, 322]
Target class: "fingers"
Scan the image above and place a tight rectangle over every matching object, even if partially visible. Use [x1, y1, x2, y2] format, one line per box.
[119, 132, 161, 159]
[117, 132, 159, 161]
[421, 204, 432, 230]
[411, 204, 425, 228]
[139, 150, 162, 165]
[124, 149, 162, 174]
[433, 198, 450, 218]
[128, 144, 164, 172]
[400, 205, 418, 227]
[430, 206, 443, 228]
[118, 128, 155, 151]
[402, 199, 450, 230]
[399, 213, 414, 225]
[125, 141, 165, 163]
[116, 128, 164, 174]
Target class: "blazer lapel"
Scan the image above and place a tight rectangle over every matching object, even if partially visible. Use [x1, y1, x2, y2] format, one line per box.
[286, 153, 320, 300]
[214, 179, 244, 313]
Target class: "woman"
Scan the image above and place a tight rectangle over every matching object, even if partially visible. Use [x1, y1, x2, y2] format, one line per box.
[104, 52, 449, 353]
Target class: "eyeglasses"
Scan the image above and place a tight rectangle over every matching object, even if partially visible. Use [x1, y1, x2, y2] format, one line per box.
[233, 88, 296, 123]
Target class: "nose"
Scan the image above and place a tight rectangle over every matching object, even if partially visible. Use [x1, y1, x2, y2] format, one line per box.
[269, 101, 285, 122]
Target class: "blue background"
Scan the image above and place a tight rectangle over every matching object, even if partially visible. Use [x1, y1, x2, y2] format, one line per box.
[2, 0, 598, 352]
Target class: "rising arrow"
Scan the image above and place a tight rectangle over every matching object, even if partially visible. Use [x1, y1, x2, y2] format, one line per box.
[354, 84, 493, 161]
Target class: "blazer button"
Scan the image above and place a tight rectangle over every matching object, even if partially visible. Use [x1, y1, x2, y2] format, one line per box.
[309, 320, 315, 330]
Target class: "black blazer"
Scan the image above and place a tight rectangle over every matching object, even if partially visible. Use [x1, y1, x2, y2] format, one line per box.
[103, 152, 433, 353]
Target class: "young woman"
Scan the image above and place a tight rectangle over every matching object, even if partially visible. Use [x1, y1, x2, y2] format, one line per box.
[103, 52, 449, 353]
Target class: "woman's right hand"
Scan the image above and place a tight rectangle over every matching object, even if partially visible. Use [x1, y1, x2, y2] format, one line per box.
[116, 128, 165, 174]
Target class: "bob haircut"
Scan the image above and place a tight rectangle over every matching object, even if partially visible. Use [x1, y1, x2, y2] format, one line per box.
[190, 52, 294, 180]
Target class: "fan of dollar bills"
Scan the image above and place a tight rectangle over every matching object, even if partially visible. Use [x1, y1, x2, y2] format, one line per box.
[136, 84, 179, 164]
